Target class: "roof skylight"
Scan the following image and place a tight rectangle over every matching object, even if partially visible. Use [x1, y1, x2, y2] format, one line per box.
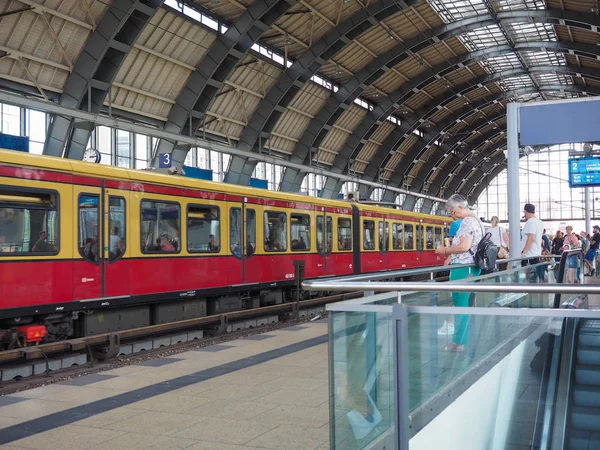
[521, 50, 566, 66]
[505, 23, 557, 43]
[480, 53, 521, 73]
[499, 75, 535, 90]
[427, 0, 487, 23]
[459, 24, 508, 51]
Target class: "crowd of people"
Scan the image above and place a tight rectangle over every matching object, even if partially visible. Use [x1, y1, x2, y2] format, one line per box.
[434, 198, 598, 352]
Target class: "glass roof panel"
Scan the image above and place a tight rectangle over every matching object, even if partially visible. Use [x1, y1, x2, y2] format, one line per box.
[514, 92, 542, 102]
[427, 0, 488, 23]
[521, 50, 566, 66]
[494, 0, 546, 11]
[498, 74, 535, 90]
[459, 24, 508, 51]
[534, 73, 573, 85]
[480, 52, 522, 73]
[505, 22, 557, 43]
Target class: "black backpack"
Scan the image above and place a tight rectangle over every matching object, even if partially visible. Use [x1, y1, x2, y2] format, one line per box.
[470, 223, 498, 274]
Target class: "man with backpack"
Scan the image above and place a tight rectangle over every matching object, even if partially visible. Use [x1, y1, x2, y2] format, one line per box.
[520, 204, 545, 281]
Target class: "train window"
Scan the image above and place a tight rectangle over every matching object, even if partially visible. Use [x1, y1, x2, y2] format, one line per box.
[0, 188, 59, 255]
[230, 208, 241, 256]
[326, 217, 332, 253]
[264, 211, 287, 252]
[140, 200, 180, 253]
[404, 224, 414, 250]
[434, 227, 442, 248]
[79, 194, 99, 262]
[291, 214, 310, 251]
[246, 209, 256, 257]
[378, 222, 389, 251]
[425, 226, 434, 250]
[392, 223, 403, 250]
[317, 216, 332, 253]
[188, 205, 220, 253]
[338, 218, 352, 251]
[108, 197, 126, 262]
[416, 225, 424, 251]
[316, 216, 324, 252]
[363, 220, 375, 250]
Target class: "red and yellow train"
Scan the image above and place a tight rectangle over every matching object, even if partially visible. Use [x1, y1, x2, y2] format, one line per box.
[0, 149, 449, 346]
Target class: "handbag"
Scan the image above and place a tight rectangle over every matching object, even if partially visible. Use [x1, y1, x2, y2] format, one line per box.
[498, 246, 509, 260]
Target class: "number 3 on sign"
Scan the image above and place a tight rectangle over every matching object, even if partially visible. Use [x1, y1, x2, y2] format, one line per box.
[159, 153, 172, 168]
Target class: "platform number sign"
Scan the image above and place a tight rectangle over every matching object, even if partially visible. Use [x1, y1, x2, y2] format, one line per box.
[159, 153, 172, 169]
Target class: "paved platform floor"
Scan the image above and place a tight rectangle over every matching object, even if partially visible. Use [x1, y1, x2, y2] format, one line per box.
[0, 321, 330, 450]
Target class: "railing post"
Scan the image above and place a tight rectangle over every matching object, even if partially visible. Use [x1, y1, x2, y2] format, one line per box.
[393, 303, 410, 449]
[293, 260, 305, 319]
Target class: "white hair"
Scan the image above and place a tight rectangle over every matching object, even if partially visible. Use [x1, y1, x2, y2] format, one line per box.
[446, 194, 469, 211]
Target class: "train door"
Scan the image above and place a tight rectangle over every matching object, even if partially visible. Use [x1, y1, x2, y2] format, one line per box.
[378, 219, 389, 270]
[416, 223, 424, 264]
[103, 189, 130, 298]
[73, 186, 103, 300]
[229, 204, 244, 285]
[316, 212, 332, 276]
[242, 202, 260, 284]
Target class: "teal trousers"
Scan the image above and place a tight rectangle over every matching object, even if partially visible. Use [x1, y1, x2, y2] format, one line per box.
[450, 265, 481, 346]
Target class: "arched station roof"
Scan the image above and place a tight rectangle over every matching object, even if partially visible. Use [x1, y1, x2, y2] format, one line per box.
[0, 0, 598, 210]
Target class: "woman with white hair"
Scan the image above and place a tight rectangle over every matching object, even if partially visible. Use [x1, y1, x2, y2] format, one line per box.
[436, 194, 484, 351]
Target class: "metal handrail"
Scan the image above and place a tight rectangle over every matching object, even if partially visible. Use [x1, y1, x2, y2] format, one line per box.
[305, 281, 600, 294]
[329, 255, 553, 284]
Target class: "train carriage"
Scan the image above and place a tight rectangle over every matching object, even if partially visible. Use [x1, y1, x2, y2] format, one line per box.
[0, 149, 449, 346]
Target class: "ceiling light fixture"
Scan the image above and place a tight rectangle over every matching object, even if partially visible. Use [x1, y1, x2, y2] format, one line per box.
[211, 0, 220, 5]
[343, 0, 351, 4]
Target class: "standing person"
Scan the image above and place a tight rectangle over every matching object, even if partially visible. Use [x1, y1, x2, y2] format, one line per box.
[488, 216, 509, 261]
[584, 227, 600, 276]
[32, 230, 51, 252]
[437, 218, 462, 337]
[487, 216, 503, 247]
[436, 194, 483, 352]
[551, 230, 564, 256]
[562, 226, 580, 283]
[520, 204, 544, 281]
[109, 226, 124, 260]
[541, 229, 551, 253]
[551, 230, 564, 278]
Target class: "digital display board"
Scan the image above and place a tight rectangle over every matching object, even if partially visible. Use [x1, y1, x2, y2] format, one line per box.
[569, 157, 600, 188]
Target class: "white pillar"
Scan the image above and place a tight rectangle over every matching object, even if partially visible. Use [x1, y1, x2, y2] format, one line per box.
[585, 187, 592, 233]
[507, 103, 521, 265]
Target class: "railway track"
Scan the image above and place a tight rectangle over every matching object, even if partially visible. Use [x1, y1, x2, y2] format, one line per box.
[0, 291, 362, 387]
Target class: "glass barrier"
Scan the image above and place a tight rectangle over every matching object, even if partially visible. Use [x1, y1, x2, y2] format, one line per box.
[328, 292, 599, 449]
[330, 307, 395, 449]
[395, 305, 600, 450]
[394, 263, 556, 309]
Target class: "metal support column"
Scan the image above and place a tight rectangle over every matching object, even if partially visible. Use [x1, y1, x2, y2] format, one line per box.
[507, 103, 521, 266]
[393, 303, 410, 449]
[585, 187, 592, 233]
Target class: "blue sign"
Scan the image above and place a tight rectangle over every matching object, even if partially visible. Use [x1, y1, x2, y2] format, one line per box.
[568, 157, 600, 188]
[0, 133, 29, 152]
[183, 166, 213, 181]
[159, 153, 172, 168]
[249, 178, 268, 189]
[521, 99, 600, 146]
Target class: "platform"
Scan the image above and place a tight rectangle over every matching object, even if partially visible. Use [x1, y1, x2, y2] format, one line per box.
[0, 321, 330, 450]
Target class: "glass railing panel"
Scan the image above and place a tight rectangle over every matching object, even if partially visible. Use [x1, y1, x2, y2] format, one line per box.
[404, 308, 565, 449]
[329, 309, 395, 449]
[393, 264, 555, 308]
